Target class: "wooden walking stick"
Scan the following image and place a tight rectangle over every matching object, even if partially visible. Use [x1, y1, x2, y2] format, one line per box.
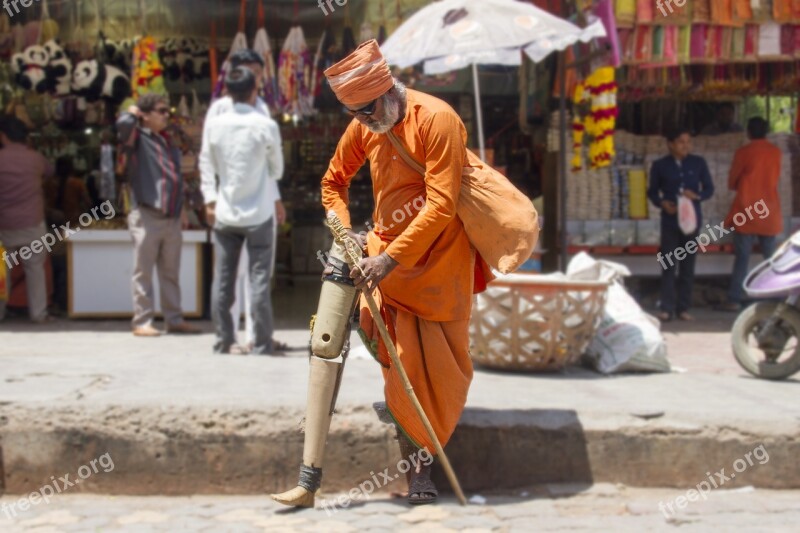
[325, 213, 468, 506]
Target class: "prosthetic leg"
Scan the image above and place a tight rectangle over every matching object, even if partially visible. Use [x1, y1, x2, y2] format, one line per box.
[271, 240, 361, 508]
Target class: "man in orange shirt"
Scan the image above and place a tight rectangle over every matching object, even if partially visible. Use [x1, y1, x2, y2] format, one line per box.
[273, 40, 484, 507]
[718, 117, 783, 311]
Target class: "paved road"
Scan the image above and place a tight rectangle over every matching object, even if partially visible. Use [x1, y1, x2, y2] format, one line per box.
[1, 484, 798, 532]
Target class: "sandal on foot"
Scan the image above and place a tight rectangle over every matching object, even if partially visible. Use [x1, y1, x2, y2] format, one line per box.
[272, 339, 290, 352]
[228, 345, 250, 355]
[408, 475, 438, 505]
[656, 311, 672, 322]
[677, 312, 694, 321]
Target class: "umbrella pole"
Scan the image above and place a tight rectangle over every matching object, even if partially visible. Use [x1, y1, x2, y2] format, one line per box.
[472, 63, 487, 162]
[558, 52, 568, 272]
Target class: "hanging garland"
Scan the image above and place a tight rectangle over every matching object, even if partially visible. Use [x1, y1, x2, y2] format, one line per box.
[584, 66, 618, 169]
[571, 82, 589, 171]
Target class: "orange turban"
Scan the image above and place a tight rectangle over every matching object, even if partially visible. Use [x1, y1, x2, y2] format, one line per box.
[324, 39, 394, 107]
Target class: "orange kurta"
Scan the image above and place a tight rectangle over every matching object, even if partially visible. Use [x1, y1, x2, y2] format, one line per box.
[724, 139, 783, 236]
[321, 89, 476, 451]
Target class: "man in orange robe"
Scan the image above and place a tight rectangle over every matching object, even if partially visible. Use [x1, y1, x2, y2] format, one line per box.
[321, 40, 481, 503]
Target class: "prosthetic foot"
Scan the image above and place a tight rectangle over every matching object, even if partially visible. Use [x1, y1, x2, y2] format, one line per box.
[271, 240, 361, 508]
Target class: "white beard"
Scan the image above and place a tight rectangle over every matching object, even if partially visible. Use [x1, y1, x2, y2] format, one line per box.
[365, 95, 401, 134]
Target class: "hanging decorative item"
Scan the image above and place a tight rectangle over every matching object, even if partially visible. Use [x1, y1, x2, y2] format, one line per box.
[130, 36, 165, 101]
[39, 0, 59, 43]
[253, 0, 278, 112]
[278, 26, 314, 119]
[571, 82, 589, 171]
[584, 67, 618, 169]
[212, 0, 249, 100]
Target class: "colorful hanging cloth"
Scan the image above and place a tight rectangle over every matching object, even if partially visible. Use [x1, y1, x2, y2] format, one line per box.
[278, 26, 314, 118]
[733, 0, 753, 24]
[758, 22, 782, 56]
[711, 0, 735, 25]
[253, 28, 278, 112]
[594, 0, 621, 67]
[131, 36, 166, 100]
[616, 0, 636, 28]
[693, 0, 712, 22]
[636, 0, 654, 24]
[678, 25, 692, 63]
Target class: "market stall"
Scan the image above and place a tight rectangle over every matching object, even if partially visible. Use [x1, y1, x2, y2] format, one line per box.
[552, 0, 800, 275]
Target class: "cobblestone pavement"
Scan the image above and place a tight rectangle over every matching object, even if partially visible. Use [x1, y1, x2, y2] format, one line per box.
[2, 484, 798, 532]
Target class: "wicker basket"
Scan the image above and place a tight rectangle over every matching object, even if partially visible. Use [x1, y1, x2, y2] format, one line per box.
[470, 274, 609, 372]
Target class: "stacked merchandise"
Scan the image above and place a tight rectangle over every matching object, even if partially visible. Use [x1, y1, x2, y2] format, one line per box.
[603, 131, 797, 246]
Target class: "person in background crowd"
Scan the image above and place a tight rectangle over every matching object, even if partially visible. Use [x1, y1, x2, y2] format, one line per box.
[701, 102, 744, 136]
[201, 67, 285, 356]
[648, 127, 715, 322]
[0, 116, 54, 323]
[40, 156, 89, 315]
[717, 117, 783, 312]
[201, 48, 287, 353]
[54, 157, 91, 227]
[117, 94, 200, 337]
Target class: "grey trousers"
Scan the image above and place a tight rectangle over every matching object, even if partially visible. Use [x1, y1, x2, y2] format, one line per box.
[0, 223, 48, 321]
[128, 208, 184, 328]
[212, 218, 275, 354]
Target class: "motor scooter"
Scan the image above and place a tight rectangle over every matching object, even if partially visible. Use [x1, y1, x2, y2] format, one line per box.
[732, 230, 800, 380]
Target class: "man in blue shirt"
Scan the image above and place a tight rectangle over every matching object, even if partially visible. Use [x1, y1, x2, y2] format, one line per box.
[647, 127, 715, 322]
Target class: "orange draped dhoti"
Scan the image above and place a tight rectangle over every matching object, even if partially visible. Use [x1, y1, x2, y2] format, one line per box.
[358, 228, 476, 452]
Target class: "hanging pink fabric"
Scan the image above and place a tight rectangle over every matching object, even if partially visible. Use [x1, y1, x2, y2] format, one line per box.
[744, 24, 759, 58]
[662, 26, 679, 65]
[691, 25, 709, 60]
[640, 26, 678, 68]
[594, 0, 621, 67]
[794, 25, 800, 57]
[634, 25, 653, 63]
[781, 24, 795, 54]
[708, 25, 724, 60]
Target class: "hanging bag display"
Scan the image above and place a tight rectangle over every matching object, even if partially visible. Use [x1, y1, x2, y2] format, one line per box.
[385, 131, 539, 274]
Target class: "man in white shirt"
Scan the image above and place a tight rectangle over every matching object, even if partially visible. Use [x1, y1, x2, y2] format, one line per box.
[201, 49, 286, 353]
[201, 66, 285, 355]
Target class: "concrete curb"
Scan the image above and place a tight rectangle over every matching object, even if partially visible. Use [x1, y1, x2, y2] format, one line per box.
[1, 405, 797, 496]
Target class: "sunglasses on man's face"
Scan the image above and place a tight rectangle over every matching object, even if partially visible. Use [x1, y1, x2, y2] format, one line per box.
[153, 107, 171, 116]
[344, 99, 378, 117]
